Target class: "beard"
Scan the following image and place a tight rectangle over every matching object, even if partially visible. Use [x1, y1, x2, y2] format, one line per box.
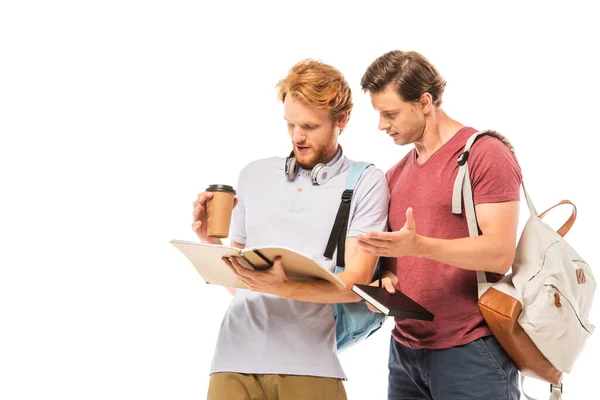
[293, 147, 322, 169]
[293, 140, 337, 169]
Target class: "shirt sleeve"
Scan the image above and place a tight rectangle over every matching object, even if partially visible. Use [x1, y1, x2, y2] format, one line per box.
[468, 136, 523, 205]
[346, 166, 390, 237]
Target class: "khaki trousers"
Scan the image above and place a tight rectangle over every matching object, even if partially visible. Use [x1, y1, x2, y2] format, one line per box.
[207, 372, 347, 400]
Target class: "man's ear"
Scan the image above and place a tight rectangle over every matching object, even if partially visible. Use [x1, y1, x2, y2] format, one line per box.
[335, 111, 349, 133]
[419, 92, 433, 114]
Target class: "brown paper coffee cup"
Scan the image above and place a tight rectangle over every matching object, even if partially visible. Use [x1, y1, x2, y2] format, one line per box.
[206, 184, 236, 238]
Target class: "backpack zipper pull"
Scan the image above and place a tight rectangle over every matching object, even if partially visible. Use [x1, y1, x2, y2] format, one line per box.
[554, 292, 562, 308]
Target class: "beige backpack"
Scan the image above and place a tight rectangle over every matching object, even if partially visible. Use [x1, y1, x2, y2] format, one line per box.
[452, 130, 596, 400]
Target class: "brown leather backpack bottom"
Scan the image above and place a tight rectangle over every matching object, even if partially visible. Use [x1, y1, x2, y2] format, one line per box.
[478, 287, 563, 385]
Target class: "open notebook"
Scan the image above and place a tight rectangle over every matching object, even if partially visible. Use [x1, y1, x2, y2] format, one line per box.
[170, 240, 345, 289]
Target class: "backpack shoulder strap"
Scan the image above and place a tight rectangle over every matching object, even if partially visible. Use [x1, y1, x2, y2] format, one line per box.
[324, 162, 373, 268]
[346, 162, 372, 190]
[451, 130, 518, 218]
[450, 130, 533, 296]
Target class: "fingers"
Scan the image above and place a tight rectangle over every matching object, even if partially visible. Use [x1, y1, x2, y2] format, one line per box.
[192, 192, 213, 219]
[223, 257, 256, 279]
[222, 257, 247, 281]
[367, 277, 395, 295]
[357, 237, 388, 248]
[234, 256, 254, 270]
[192, 203, 205, 221]
[404, 207, 415, 230]
[357, 232, 393, 242]
[191, 220, 202, 233]
[223, 257, 258, 290]
[230, 257, 247, 272]
[193, 191, 213, 207]
[223, 256, 242, 274]
[383, 278, 396, 294]
[357, 240, 388, 255]
[221, 256, 233, 269]
[368, 277, 395, 293]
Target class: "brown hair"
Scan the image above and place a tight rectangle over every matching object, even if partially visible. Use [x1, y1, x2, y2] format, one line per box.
[360, 50, 447, 107]
[277, 59, 352, 123]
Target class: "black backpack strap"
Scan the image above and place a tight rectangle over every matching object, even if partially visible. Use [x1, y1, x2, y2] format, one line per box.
[324, 189, 353, 267]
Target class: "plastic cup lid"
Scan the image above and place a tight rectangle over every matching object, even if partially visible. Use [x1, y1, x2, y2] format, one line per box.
[206, 184, 236, 194]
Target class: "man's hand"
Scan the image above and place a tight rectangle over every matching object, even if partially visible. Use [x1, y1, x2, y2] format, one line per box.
[357, 208, 419, 258]
[365, 277, 396, 313]
[192, 191, 238, 243]
[222, 256, 289, 297]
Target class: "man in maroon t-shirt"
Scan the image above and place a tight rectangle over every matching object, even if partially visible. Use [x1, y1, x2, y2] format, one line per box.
[357, 50, 521, 400]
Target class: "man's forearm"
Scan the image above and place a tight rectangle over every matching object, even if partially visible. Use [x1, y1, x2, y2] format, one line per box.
[278, 267, 396, 303]
[279, 262, 377, 304]
[280, 279, 361, 304]
[416, 234, 514, 274]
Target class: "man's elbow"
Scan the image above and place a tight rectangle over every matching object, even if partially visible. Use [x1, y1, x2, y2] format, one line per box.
[495, 248, 516, 275]
[344, 292, 363, 303]
[342, 268, 374, 286]
[359, 271, 375, 286]
[340, 274, 371, 303]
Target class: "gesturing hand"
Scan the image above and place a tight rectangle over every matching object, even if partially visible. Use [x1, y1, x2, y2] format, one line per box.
[357, 208, 419, 258]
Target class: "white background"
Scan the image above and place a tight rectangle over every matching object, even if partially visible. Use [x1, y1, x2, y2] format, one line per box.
[1, 1, 598, 399]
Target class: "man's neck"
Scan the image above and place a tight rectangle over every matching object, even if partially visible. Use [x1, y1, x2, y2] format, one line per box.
[319, 145, 341, 167]
[414, 108, 463, 164]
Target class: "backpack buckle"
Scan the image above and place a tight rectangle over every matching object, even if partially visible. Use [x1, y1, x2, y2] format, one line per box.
[550, 383, 563, 393]
[341, 190, 353, 203]
[457, 150, 469, 166]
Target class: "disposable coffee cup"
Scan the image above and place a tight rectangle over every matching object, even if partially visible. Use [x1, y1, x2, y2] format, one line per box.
[205, 184, 236, 238]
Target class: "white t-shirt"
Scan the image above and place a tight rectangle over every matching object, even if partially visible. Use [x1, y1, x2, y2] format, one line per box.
[210, 151, 390, 379]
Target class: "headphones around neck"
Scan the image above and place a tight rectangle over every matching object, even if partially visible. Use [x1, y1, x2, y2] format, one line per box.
[284, 148, 343, 186]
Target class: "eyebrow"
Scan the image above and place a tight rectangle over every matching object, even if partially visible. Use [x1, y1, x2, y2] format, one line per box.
[284, 117, 319, 126]
[381, 109, 401, 114]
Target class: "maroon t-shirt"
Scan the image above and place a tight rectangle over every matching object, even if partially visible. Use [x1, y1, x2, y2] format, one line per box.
[387, 127, 522, 349]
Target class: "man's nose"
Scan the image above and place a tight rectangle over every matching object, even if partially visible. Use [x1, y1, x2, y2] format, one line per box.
[292, 128, 306, 143]
[378, 117, 389, 131]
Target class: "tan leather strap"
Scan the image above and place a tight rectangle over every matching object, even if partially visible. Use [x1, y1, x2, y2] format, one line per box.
[539, 200, 577, 237]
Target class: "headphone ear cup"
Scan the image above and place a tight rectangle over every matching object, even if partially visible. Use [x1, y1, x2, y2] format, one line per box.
[285, 156, 298, 180]
[311, 163, 329, 185]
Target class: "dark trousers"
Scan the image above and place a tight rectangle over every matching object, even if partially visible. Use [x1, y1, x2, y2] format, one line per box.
[388, 335, 520, 400]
